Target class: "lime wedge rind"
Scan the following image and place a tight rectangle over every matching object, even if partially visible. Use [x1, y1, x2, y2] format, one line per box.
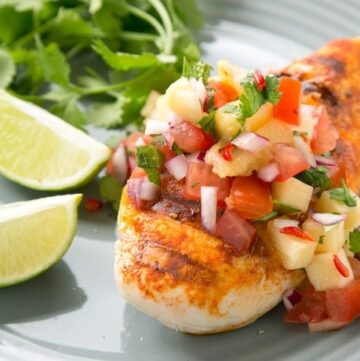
[0, 90, 110, 191]
[0, 194, 82, 287]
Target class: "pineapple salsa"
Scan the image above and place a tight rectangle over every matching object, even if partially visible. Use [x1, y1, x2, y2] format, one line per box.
[107, 60, 360, 331]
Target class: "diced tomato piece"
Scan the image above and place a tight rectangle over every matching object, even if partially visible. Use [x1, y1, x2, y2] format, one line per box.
[274, 77, 302, 125]
[208, 80, 238, 109]
[349, 257, 360, 279]
[184, 162, 231, 203]
[330, 159, 347, 188]
[280, 227, 315, 242]
[158, 145, 176, 161]
[285, 290, 327, 323]
[216, 209, 257, 254]
[130, 167, 147, 179]
[273, 143, 310, 181]
[85, 197, 103, 212]
[170, 121, 215, 153]
[326, 280, 360, 323]
[226, 175, 273, 220]
[253, 69, 266, 91]
[311, 106, 339, 154]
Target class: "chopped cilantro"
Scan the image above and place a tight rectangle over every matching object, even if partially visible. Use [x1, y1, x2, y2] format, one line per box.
[151, 134, 167, 147]
[198, 111, 216, 137]
[136, 145, 165, 186]
[205, 84, 216, 111]
[296, 167, 332, 192]
[349, 229, 360, 253]
[223, 102, 246, 131]
[273, 200, 301, 215]
[330, 179, 357, 207]
[293, 130, 308, 137]
[182, 58, 212, 81]
[318, 235, 325, 244]
[191, 181, 199, 188]
[256, 210, 278, 222]
[264, 75, 281, 105]
[172, 142, 183, 155]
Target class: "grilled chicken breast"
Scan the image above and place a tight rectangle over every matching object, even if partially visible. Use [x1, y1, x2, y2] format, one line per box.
[115, 38, 360, 334]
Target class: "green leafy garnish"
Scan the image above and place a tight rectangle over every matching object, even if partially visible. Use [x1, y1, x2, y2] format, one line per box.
[198, 111, 216, 137]
[318, 235, 325, 244]
[330, 179, 357, 207]
[273, 200, 301, 215]
[293, 130, 308, 137]
[136, 145, 165, 186]
[172, 142, 183, 155]
[264, 75, 281, 105]
[349, 229, 360, 253]
[190, 181, 199, 189]
[0, 0, 203, 129]
[151, 134, 167, 148]
[296, 167, 332, 192]
[222, 102, 247, 131]
[205, 84, 215, 111]
[182, 58, 212, 81]
[256, 210, 278, 222]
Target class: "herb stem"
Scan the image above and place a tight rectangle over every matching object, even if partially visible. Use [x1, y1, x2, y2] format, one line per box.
[118, 31, 158, 42]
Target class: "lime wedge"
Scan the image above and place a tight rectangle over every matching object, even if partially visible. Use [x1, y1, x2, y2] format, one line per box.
[0, 90, 110, 191]
[0, 194, 82, 287]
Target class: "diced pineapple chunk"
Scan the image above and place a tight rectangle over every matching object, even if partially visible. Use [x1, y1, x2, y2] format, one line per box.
[314, 191, 360, 232]
[256, 119, 294, 144]
[217, 60, 246, 95]
[151, 95, 180, 122]
[141, 90, 161, 118]
[305, 249, 354, 291]
[215, 101, 241, 139]
[271, 178, 313, 212]
[302, 218, 345, 253]
[165, 77, 205, 123]
[245, 102, 273, 132]
[205, 141, 272, 178]
[267, 217, 317, 270]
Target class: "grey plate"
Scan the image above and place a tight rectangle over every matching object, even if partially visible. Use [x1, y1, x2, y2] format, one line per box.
[1, 1, 360, 360]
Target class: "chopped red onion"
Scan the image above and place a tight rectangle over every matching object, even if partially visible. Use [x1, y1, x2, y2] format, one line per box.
[201, 186, 218, 234]
[186, 151, 205, 163]
[293, 135, 316, 167]
[314, 155, 337, 167]
[189, 78, 207, 106]
[163, 131, 175, 150]
[127, 177, 160, 208]
[112, 145, 129, 185]
[257, 162, 280, 182]
[165, 154, 188, 180]
[231, 132, 269, 153]
[145, 119, 169, 135]
[197, 151, 206, 161]
[283, 288, 302, 311]
[312, 213, 346, 226]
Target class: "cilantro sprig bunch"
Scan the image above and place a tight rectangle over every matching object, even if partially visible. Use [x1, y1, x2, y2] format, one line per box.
[0, 0, 203, 130]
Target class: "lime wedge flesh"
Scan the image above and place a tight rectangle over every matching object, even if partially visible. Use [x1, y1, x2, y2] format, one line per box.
[0, 194, 82, 287]
[0, 90, 110, 191]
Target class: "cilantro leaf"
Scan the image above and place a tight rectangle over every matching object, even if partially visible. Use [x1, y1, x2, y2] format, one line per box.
[136, 145, 165, 186]
[198, 111, 216, 137]
[273, 200, 301, 214]
[296, 167, 332, 192]
[330, 179, 357, 207]
[182, 58, 212, 81]
[256, 210, 278, 222]
[240, 77, 265, 118]
[264, 75, 281, 105]
[349, 229, 360, 253]
[222, 102, 246, 131]
[172, 142, 183, 155]
[93, 40, 160, 71]
[151, 134, 167, 147]
[318, 235, 325, 244]
[0, 49, 15, 88]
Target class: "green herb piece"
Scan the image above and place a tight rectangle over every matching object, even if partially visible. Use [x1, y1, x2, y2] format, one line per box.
[240, 74, 265, 119]
[182, 58, 212, 81]
[349, 229, 360, 253]
[330, 179, 357, 207]
[198, 111, 216, 137]
[296, 167, 332, 192]
[151, 134, 167, 147]
[172, 142, 183, 155]
[0, 49, 15, 88]
[190, 181, 199, 188]
[318, 235, 325, 244]
[273, 200, 301, 215]
[223, 102, 246, 131]
[293, 130, 308, 137]
[256, 210, 278, 222]
[205, 84, 215, 111]
[322, 151, 331, 158]
[264, 75, 281, 105]
[136, 145, 165, 186]
[99, 175, 123, 211]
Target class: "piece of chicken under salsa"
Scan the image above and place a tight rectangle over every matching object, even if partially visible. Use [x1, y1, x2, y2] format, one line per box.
[111, 39, 360, 334]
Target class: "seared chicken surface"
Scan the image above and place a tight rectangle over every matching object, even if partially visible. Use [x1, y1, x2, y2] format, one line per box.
[115, 38, 360, 334]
